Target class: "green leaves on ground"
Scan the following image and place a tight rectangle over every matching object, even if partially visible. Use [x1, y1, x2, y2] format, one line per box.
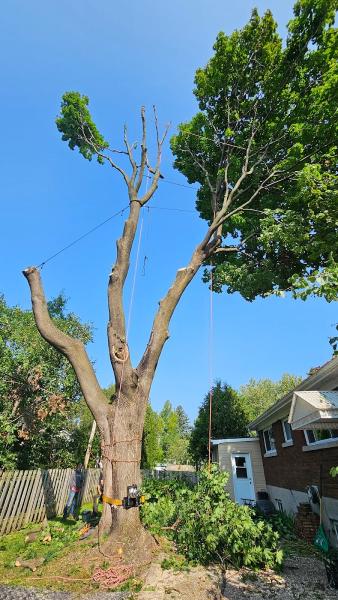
[141, 467, 282, 569]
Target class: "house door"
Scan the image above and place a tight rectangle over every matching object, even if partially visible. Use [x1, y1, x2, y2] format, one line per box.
[231, 453, 255, 505]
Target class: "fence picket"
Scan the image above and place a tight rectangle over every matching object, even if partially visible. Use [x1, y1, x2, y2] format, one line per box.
[0, 467, 195, 535]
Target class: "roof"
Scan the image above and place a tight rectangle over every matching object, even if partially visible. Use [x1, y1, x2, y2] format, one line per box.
[249, 356, 338, 431]
[289, 390, 338, 430]
[211, 437, 259, 445]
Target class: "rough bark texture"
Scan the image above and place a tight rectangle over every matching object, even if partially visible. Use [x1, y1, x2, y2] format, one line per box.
[23, 107, 244, 558]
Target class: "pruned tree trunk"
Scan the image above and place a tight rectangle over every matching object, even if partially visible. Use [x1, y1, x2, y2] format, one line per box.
[23, 106, 243, 558]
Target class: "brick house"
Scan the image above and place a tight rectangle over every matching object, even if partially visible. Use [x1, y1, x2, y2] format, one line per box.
[249, 356, 338, 546]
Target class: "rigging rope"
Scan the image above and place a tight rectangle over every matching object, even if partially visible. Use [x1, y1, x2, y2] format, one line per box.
[116, 216, 144, 403]
[208, 265, 214, 472]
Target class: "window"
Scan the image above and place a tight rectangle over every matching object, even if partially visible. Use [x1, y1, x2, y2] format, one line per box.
[263, 428, 276, 454]
[235, 456, 247, 478]
[282, 420, 293, 443]
[304, 429, 338, 445]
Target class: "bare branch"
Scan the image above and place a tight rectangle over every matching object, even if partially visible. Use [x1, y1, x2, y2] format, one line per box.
[135, 106, 147, 194]
[22, 267, 110, 438]
[123, 125, 138, 185]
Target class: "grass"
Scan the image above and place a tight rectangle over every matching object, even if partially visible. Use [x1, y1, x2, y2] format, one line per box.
[0, 506, 104, 594]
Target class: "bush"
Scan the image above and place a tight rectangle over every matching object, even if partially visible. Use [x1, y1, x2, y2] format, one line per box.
[141, 466, 283, 570]
[268, 511, 296, 540]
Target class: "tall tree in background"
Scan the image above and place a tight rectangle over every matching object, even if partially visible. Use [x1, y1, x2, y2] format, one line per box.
[0, 294, 92, 469]
[141, 404, 164, 469]
[190, 381, 248, 465]
[238, 374, 302, 423]
[176, 405, 191, 437]
[23, 1, 337, 551]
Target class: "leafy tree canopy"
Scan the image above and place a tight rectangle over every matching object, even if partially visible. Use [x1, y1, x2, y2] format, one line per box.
[238, 373, 302, 423]
[0, 294, 92, 469]
[190, 381, 248, 465]
[171, 1, 337, 301]
[56, 92, 109, 164]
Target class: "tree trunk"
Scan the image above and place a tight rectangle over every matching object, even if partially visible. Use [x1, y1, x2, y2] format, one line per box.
[99, 387, 155, 560]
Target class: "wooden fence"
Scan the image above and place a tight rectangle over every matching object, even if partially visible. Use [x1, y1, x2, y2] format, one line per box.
[0, 467, 196, 536]
[0, 468, 100, 535]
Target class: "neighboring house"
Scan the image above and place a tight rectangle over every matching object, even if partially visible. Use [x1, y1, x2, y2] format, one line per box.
[211, 438, 266, 504]
[249, 356, 338, 546]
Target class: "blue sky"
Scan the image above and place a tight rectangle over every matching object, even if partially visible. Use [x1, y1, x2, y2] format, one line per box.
[1, 0, 336, 422]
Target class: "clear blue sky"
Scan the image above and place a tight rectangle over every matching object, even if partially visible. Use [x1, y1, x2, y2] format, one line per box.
[1, 0, 336, 422]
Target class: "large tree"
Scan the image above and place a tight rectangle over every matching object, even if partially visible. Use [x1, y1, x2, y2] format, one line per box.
[23, 1, 337, 553]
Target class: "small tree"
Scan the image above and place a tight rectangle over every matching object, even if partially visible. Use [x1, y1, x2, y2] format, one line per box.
[23, 1, 337, 552]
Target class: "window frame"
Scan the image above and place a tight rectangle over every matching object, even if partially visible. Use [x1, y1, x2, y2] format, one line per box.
[282, 419, 293, 444]
[263, 427, 277, 456]
[304, 429, 338, 447]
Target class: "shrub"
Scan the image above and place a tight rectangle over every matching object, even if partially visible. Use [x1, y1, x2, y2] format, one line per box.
[141, 466, 283, 570]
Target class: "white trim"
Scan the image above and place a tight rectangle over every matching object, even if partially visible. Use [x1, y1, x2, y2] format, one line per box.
[231, 452, 255, 504]
[303, 439, 338, 452]
[264, 450, 277, 457]
[211, 438, 258, 445]
[282, 419, 293, 443]
[304, 429, 338, 446]
[263, 428, 276, 454]
[249, 357, 338, 430]
[282, 440, 294, 448]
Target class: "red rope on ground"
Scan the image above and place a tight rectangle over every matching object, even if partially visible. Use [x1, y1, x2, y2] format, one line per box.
[92, 565, 133, 588]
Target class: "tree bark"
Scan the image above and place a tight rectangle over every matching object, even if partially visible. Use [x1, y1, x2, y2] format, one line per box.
[22, 108, 232, 559]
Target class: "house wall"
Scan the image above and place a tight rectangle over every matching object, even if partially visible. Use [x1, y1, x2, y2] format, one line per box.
[259, 420, 338, 500]
[217, 440, 266, 500]
[265, 484, 338, 548]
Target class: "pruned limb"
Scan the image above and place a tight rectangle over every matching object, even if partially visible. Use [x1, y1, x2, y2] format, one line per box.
[22, 267, 110, 439]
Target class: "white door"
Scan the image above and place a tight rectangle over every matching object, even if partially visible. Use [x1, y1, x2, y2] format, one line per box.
[231, 453, 255, 505]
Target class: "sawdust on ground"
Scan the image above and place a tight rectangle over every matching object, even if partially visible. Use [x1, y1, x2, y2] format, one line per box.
[137, 556, 338, 600]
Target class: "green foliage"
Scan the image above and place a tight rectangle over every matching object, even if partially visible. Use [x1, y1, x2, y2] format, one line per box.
[56, 92, 108, 164]
[239, 374, 302, 423]
[141, 401, 191, 468]
[329, 324, 338, 356]
[330, 466, 338, 478]
[161, 555, 190, 572]
[171, 2, 338, 302]
[268, 511, 296, 540]
[141, 467, 282, 569]
[141, 404, 164, 469]
[190, 381, 248, 465]
[0, 293, 93, 469]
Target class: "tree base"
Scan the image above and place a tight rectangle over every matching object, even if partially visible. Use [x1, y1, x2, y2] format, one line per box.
[98, 512, 157, 565]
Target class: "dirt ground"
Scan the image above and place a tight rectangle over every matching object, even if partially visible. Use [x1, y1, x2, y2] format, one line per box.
[137, 555, 338, 600]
